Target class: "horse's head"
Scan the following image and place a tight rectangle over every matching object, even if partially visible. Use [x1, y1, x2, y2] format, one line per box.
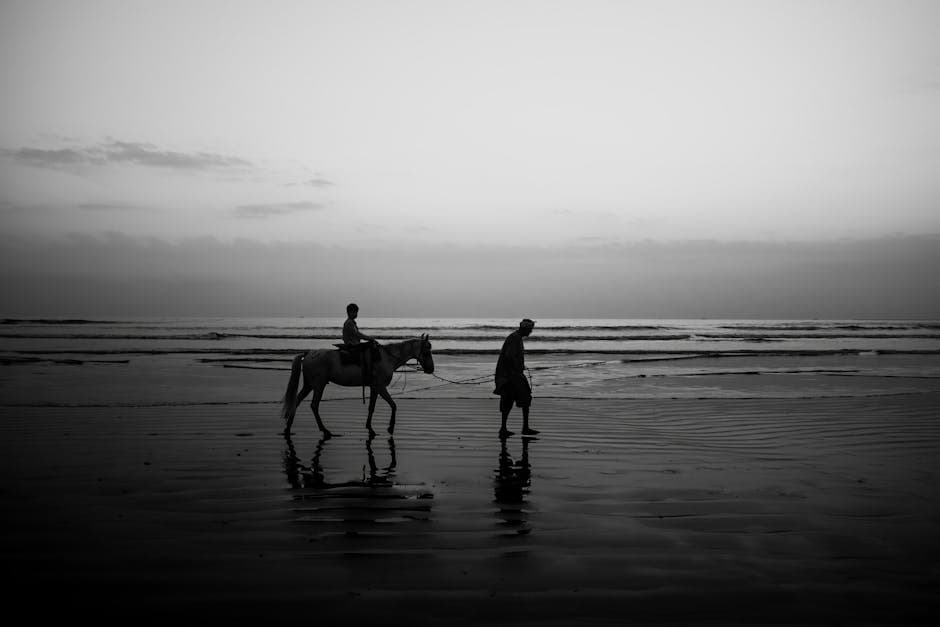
[418, 333, 434, 374]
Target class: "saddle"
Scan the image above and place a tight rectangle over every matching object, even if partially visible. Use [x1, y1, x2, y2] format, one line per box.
[334, 344, 359, 366]
[334, 342, 380, 368]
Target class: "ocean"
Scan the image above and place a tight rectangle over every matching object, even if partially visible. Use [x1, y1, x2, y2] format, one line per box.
[2, 317, 940, 405]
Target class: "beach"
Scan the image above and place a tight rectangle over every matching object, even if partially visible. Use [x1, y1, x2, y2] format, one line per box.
[2, 375, 938, 623]
[1, 319, 939, 624]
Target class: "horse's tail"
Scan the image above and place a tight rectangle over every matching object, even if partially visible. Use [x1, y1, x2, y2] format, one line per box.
[281, 353, 304, 423]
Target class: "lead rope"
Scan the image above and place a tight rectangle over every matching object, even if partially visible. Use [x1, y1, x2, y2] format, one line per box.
[378, 340, 412, 393]
[393, 337, 432, 392]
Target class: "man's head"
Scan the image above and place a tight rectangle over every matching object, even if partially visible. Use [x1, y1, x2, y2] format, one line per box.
[519, 318, 535, 337]
[346, 303, 359, 318]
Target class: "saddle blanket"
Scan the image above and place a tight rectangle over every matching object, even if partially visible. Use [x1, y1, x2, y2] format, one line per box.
[334, 343, 379, 367]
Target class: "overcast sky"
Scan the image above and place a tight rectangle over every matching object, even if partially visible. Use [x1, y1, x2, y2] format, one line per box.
[1, 0, 938, 317]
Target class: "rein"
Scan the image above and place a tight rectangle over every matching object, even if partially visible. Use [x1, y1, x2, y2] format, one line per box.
[377, 337, 423, 372]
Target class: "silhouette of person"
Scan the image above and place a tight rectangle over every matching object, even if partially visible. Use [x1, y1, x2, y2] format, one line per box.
[494, 318, 539, 438]
[343, 302, 376, 382]
[343, 302, 373, 345]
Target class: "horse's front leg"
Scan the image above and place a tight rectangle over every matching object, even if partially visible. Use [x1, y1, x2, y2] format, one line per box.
[366, 387, 379, 438]
[377, 387, 397, 434]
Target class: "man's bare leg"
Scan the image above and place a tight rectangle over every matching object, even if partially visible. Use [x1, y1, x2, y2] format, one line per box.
[499, 403, 514, 438]
[521, 406, 539, 436]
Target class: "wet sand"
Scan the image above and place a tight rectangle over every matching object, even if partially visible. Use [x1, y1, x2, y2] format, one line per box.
[2, 392, 938, 625]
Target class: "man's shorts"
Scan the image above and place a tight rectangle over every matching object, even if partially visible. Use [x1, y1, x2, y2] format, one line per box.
[499, 375, 532, 411]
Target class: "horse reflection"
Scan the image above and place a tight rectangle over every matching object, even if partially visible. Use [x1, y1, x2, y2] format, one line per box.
[494, 435, 534, 535]
[365, 436, 397, 486]
[282, 435, 432, 534]
[283, 435, 397, 490]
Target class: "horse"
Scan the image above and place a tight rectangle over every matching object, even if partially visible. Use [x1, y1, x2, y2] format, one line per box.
[281, 335, 434, 438]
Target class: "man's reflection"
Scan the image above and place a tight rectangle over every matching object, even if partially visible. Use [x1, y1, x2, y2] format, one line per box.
[494, 435, 534, 534]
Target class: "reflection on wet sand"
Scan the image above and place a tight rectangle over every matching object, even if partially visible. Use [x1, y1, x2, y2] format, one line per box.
[282, 435, 400, 489]
[364, 435, 396, 486]
[283, 435, 326, 489]
[282, 435, 433, 545]
[494, 436, 534, 536]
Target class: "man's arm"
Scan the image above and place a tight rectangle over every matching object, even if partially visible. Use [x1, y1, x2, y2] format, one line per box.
[343, 319, 372, 343]
[505, 334, 524, 373]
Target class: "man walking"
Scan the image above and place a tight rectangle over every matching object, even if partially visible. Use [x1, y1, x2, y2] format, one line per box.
[494, 318, 539, 438]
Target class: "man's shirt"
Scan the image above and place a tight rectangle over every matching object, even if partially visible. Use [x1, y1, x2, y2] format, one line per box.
[494, 330, 525, 393]
[343, 318, 366, 345]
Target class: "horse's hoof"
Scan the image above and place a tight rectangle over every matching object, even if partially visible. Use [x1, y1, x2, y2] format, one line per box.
[322, 431, 334, 440]
[367, 429, 377, 439]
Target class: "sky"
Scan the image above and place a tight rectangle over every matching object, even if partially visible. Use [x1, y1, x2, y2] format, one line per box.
[1, 0, 939, 317]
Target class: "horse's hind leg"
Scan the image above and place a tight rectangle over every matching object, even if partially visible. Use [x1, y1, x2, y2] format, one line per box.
[294, 383, 312, 410]
[310, 384, 334, 439]
[284, 383, 312, 436]
[377, 387, 397, 434]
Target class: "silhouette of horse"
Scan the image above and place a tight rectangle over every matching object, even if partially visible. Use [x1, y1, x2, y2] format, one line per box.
[281, 335, 434, 438]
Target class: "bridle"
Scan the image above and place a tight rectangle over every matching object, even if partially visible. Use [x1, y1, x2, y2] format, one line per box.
[378, 335, 430, 372]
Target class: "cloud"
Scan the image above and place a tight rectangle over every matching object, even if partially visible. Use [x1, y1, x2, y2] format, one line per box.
[233, 201, 326, 218]
[284, 176, 335, 188]
[78, 202, 151, 212]
[4, 140, 254, 173]
[103, 141, 253, 170]
[7, 147, 97, 167]
[303, 177, 335, 188]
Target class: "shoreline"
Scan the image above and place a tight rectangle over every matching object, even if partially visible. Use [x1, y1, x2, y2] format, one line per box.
[1, 351, 939, 409]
